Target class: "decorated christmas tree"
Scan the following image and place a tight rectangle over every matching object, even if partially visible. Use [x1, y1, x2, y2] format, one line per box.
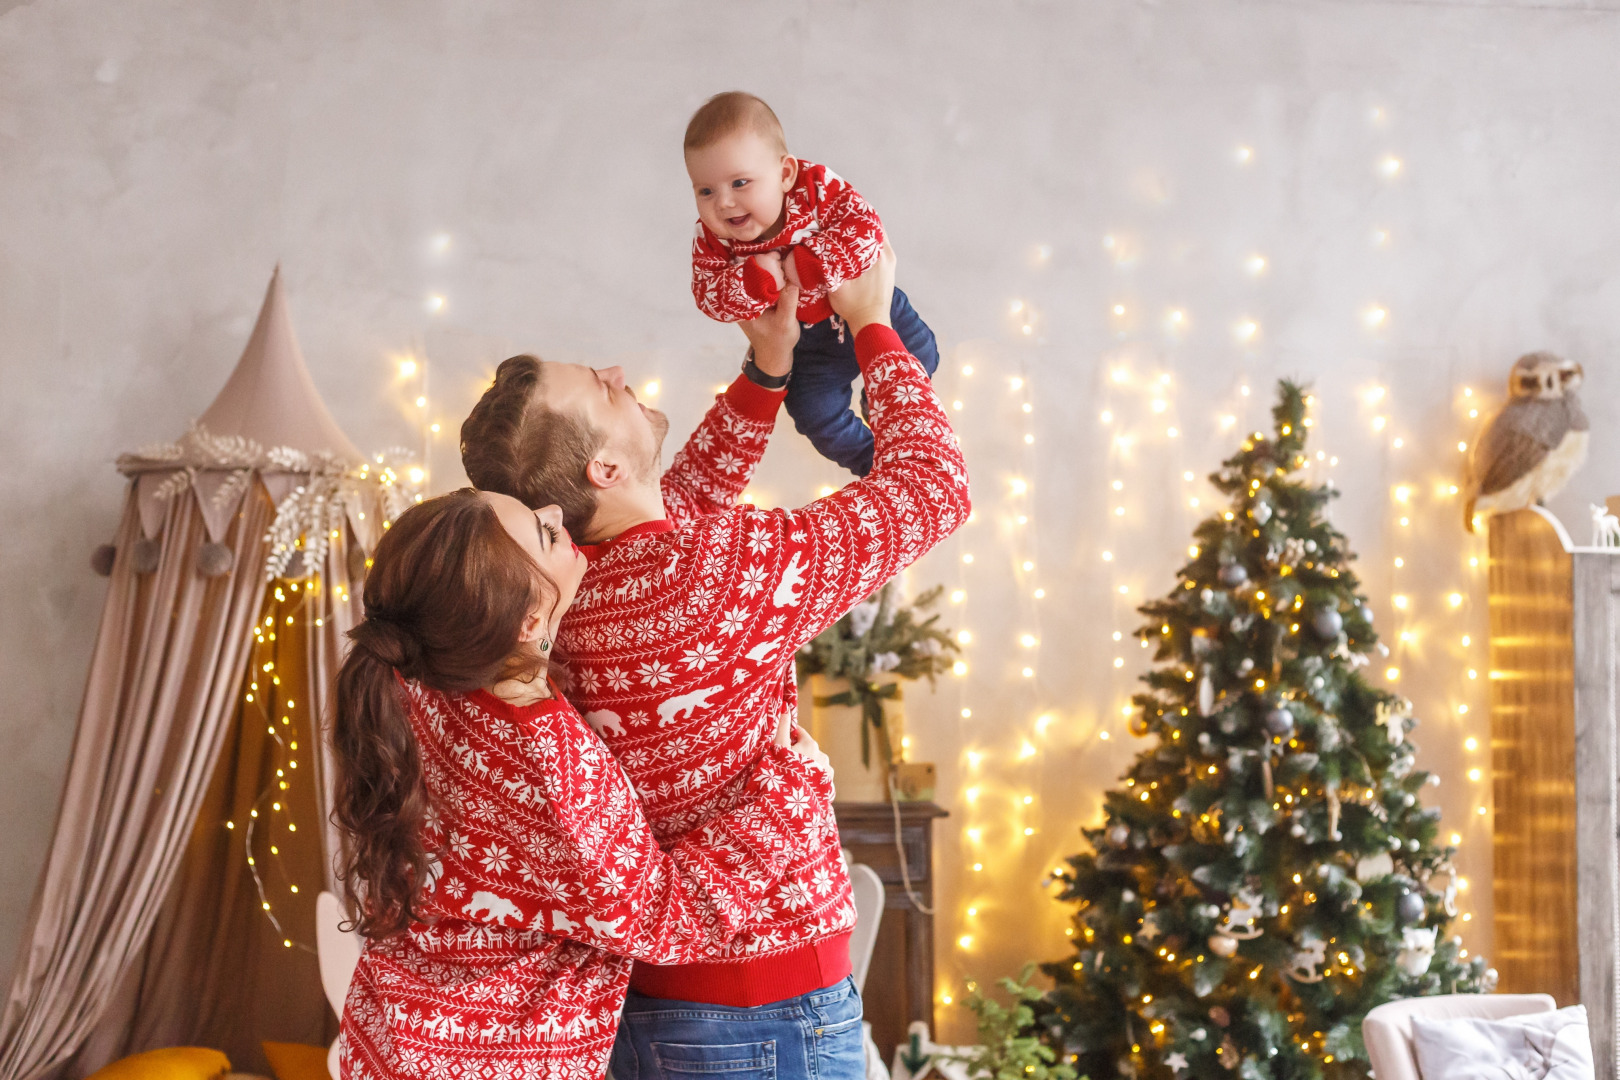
[1042, 383, 1493, 1080]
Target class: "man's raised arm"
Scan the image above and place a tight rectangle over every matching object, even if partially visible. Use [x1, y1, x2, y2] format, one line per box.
[660, 283, 802, 526]
[710, 246, 972, 655]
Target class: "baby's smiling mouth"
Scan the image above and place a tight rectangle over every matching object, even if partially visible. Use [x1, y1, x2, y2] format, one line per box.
[727, 213, 751, 228]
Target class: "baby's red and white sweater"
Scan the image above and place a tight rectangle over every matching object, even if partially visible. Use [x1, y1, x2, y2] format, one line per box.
[691, 159, 886, 326]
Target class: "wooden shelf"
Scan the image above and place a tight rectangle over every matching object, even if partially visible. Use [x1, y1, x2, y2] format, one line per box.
[835, 801, 948, 1061]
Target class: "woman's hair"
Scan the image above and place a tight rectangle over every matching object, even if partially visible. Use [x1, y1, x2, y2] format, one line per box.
[331, 488, 555, 938]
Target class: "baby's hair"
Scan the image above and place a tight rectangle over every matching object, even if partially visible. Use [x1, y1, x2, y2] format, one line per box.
[684, 91, 787, 156]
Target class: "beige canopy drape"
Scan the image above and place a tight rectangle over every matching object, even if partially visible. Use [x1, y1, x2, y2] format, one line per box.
[0, 269, 406, 1080]
[0, 482, 274, 1080]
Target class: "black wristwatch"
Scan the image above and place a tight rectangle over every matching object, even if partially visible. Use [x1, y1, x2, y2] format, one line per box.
[743, 348, 791, 390]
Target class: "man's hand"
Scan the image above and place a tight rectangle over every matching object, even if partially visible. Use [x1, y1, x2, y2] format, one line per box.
[738, 281, 801, 379]
[828, 242, 895, 336]
[751, 252, 786, 293]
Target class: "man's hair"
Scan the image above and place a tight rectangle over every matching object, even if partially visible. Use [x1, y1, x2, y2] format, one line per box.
[460, 355, 604, 538]
[684, 91, 787, 156]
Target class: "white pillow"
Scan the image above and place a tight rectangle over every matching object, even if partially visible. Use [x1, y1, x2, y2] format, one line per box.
[1411, 1005, 1593, 1080]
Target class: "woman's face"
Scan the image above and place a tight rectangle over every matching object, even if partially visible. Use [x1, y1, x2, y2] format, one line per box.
[482, 491, 587, 634]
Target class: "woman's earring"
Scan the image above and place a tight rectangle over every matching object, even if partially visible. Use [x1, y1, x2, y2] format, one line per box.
[539, 638, 552, 653]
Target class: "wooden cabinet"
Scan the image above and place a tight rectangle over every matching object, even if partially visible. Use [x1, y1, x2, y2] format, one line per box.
[1487, 508, 1620, 1078]
[834, 801, 947, 1061]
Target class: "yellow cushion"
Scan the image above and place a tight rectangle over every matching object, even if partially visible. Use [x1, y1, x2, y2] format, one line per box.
[86, 1048, 231, 1080]
[260, 1043, 330, 1080]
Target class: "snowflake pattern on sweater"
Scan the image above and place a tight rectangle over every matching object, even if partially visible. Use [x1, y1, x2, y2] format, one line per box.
[340, 681, 832, 1080]
[555, 325, 971, 965]
[691, 159, 885, 326]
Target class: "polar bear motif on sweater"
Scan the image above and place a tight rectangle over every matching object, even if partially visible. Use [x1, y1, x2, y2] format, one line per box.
[463, 891, 524, 927]
[657, 686, 723, 727]
[772, 553, 807, 608]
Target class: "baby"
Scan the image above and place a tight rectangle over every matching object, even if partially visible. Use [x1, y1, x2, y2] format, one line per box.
[685, 91, 940, 476]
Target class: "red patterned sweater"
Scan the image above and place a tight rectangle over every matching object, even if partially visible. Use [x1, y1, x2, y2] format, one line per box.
[554, 324, 970, 991]
[340, 680, 833, 1080]
[691, 159, 885, 326]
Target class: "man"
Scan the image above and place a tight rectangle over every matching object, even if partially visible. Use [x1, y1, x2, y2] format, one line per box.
[461, 247, 968, 1078]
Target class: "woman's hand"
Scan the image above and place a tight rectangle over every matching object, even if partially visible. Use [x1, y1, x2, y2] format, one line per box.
[775, 715, 835, 798]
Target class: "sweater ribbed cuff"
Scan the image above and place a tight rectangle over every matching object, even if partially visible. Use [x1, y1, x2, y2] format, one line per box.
[723, 372, 787, 424]
[853, 324, 906, 372]
[741, 258, 781, 305]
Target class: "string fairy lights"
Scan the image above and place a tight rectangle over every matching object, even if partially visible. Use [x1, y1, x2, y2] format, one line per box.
[229, 578, 320, 954]
[924, 104, 1493, 1035]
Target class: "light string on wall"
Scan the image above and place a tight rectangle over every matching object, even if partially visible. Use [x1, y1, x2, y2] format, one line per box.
[929, 108, 1492, 1017]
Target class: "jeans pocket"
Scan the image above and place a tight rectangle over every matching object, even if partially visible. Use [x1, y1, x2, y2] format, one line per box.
[652, 1041, 778, 1079]
[812, 1017, 865, 1080]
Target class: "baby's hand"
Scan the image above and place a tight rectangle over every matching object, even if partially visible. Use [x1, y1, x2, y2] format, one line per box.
[781, 248, 802, 289]
[750, 252, 786, 293]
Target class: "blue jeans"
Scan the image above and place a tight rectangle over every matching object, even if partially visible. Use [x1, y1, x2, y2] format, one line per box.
[609, 976, 866, 1080]
[789, 287, 940, 477]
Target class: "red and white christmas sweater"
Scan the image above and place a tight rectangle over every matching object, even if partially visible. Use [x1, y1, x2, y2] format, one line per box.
[691, 159, 886, 326]
[339, 679, 833, 1080]
[554, 324, 970, 999]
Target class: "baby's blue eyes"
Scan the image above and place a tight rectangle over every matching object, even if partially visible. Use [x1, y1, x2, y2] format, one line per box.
[697, 179, 749, 198]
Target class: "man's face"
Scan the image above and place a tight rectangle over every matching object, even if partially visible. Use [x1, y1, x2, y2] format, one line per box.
[538, 360, 669, 480]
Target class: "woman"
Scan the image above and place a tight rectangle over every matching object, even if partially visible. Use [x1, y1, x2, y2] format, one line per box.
[332, 488, 834, 1080]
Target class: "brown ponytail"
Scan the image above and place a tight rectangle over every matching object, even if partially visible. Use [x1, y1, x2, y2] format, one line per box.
[331, 488, 556, 938]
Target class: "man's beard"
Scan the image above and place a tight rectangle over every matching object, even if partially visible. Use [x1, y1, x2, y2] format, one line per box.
[637, 407, 671, 482]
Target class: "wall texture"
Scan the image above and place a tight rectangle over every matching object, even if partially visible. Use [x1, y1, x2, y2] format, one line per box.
[2, 0, 1617, 1038]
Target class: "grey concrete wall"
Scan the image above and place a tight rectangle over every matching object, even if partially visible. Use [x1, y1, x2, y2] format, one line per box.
[2, 0, 1617, 1036]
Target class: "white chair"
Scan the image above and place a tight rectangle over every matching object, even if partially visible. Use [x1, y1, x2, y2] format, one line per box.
[843, 851, 886, 993]
[843, 851, 891, 1080]
[1362, 993, 1557, 1080]
[317, 891, 366, 1080]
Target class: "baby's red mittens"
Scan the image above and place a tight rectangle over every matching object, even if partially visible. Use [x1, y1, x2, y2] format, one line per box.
[741, 257, 782, 306]
[790, 245, 826, 295]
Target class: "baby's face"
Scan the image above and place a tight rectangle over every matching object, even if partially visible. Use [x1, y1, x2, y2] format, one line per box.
[686, 131, 795, 243]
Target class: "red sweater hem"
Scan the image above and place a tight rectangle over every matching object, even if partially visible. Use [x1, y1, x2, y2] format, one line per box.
[627, 931, 853, 1007]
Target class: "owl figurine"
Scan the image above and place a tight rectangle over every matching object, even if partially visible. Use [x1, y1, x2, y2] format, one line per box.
[1464, 352, 1589, 532]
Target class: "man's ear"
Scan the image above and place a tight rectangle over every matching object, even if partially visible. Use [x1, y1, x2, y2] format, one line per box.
[585, 451, 624, 492]
[780, 154, 798, 192]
